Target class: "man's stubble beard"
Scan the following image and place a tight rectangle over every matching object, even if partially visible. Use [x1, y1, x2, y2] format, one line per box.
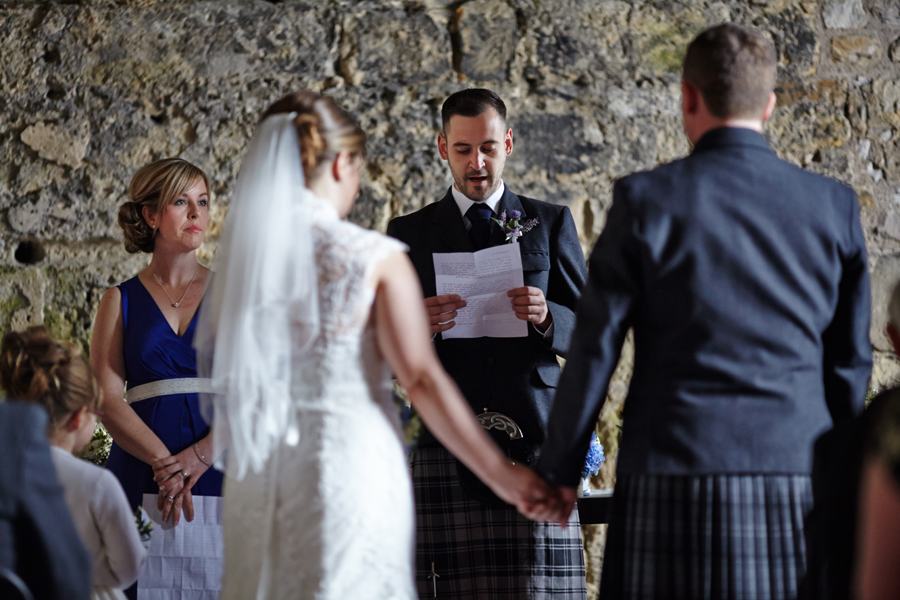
[453, 171, 501, 202]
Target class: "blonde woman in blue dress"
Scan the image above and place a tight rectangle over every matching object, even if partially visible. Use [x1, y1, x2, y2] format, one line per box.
[196, 91, 553, 599]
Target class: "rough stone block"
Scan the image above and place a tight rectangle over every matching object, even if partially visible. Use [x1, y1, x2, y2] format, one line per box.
[890, 37, 900, 63]
[340, 7, 451, 86]
[870, 254, 900, 352]
[823, 0, 867, 29]
[456, 0, 518, 82]
[512, 113, 605, 175]
[757, 4, 820, 78]
[873, 1, 900, 26]
[832, 35, 882, 65]
[874, 78, 900, 127]
[20, 121, 89, 169]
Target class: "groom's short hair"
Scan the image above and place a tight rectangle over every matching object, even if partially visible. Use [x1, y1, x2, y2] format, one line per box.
[441, 88, 507, 134]
[683, 23, 776, 120]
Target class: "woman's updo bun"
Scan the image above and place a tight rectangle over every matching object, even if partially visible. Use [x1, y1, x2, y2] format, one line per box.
[0, 326, 101, 429]
[117, 158, 211, 254]
[261, 91, 366, 183]
[118, 199, 154, 254]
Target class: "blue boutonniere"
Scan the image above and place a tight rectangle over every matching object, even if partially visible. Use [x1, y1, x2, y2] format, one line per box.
[492, 210, 539, 243]
[392, 387, 422, 454]
[581, 432, 605, 479]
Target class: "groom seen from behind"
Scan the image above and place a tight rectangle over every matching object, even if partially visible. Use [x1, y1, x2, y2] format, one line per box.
[535, 23, 872, 600]
[387, 88, 588, 599]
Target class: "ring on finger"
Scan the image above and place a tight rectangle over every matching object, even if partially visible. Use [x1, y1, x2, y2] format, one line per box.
[167, 496, 175, 502]
[181, 470, 190, 481]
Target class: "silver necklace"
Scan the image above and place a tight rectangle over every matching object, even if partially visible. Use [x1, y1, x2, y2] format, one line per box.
[151, 266, 198, 308]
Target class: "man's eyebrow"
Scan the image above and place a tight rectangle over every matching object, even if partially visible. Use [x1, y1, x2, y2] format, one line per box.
[452, 139, 499, 147]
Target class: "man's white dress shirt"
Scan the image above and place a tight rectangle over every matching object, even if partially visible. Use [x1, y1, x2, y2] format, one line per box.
[448, 180, 554, 339]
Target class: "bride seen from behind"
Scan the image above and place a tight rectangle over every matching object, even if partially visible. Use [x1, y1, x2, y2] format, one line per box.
[196, 91, 552, 599]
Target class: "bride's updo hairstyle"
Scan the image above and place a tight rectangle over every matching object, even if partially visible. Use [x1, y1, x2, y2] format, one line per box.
[118, 158, 211, 254]
[0, 326, 101, 431]
[261, 91, 367, 182]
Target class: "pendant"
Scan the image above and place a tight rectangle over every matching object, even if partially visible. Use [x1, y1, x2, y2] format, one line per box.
[173, 303, 180, 308]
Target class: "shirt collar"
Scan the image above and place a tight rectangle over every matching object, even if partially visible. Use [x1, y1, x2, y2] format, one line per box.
[451, 180, 506, 220]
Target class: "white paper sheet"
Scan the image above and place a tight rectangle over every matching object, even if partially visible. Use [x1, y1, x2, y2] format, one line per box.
[434, 243, 527, 339]
[138, 493, 223, 600]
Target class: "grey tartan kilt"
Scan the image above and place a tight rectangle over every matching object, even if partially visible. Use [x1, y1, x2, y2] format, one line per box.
[599, 473, 813, 600]
[411, 446, 587, 600]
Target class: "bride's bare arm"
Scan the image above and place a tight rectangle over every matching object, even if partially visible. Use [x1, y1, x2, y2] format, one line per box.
[371, 251, 550, 511]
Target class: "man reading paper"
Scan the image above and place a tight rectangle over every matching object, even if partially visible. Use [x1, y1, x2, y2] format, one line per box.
[387, 88, 587, 599]
[434, 244, 527, 339]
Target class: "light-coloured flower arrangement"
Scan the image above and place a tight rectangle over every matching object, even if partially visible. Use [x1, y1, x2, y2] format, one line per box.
[492, 210, 539, 243]
[134, 506, 153, 543]
[76, 422, 113, 466]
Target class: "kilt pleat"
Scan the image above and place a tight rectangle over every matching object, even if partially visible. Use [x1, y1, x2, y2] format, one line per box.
[600, 473, 812, 600]
[412, 446, 586, 599]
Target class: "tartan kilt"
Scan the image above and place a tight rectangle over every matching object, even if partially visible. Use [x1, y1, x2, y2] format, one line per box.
[599, 473, 813, 600]
[412, 446, 586, 599]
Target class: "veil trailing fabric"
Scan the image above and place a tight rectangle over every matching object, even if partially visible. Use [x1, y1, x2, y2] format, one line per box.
[194, 113, 319, 480]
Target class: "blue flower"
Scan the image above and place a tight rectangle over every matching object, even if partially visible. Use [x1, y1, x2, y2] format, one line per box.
[510, 209, 522, 220]
[581, 432, 605, 479]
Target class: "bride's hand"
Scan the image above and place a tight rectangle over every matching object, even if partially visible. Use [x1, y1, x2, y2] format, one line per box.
[489, 463, 555, 518]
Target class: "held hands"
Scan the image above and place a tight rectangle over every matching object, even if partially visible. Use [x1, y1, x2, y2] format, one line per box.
[508, 287, 552, 332]
[491, 462, 576, 527]
[153, 444, 211, 525]
[521, 485, 577, 527]
[424, 295, 467, 335]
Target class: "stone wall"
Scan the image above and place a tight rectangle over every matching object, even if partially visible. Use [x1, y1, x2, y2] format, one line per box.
[1, 0, 899, 595]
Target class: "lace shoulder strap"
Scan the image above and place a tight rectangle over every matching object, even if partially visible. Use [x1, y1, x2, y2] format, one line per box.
[315, 222, 408, 332]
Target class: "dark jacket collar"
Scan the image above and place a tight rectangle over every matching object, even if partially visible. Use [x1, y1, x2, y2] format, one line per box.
[431, 185, 529, 250]
[433, 188, 474, 252]
[691, 126, 773, 155]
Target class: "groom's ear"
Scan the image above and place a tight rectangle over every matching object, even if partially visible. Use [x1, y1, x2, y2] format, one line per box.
[438, 132, 449, 161]
[761, 91, 777, 123]
[681, 80, 700, 116]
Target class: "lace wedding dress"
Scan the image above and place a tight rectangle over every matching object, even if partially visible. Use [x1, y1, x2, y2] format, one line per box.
[219, 201, 415, 600]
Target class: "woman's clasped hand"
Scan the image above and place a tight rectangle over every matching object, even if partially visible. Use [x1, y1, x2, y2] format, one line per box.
[152, 441, 213, 524]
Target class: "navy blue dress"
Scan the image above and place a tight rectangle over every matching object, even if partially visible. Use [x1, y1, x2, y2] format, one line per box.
[106, 276, 223, 510]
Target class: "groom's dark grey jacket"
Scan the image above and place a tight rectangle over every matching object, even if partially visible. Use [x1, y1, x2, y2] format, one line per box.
[538, 127, 873, 487]
[387, 186, 587, 450]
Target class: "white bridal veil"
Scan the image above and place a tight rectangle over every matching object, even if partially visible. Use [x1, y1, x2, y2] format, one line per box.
[194, 113, 319, 480]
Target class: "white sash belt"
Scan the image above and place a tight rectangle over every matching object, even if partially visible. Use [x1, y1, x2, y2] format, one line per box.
[125, 377, 214, 404]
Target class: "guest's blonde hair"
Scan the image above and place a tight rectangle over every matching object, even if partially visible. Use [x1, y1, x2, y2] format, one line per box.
[117, 158, 210, 254]
[0, 326, 101, 431]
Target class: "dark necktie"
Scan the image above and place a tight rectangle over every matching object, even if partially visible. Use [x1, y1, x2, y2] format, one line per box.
[466, 203, 493, 251]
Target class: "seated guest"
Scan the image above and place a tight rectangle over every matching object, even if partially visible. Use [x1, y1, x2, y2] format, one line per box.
[1, 327, 146, 600]
[805, 281, 900, 599]
[0, 400, 91, 600]
[854, 283, 900, 600]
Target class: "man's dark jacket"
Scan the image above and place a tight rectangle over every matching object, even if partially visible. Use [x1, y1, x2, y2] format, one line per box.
[387, 186, 587, 452]
[0, 402, 92, 599]
[537, 127, 872, 487]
